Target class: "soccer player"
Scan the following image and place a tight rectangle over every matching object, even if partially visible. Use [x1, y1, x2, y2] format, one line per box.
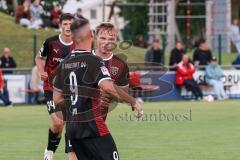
[53, 19, 143, 160]
[93, 22, 130, 120]
[35, 13, 76, 160]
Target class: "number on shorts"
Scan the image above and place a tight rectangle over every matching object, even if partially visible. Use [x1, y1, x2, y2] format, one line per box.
[69, 71, 78, 105]
[113, 151, 119, 160]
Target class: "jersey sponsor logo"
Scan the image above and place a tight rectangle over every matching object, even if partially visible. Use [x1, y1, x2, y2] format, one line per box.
[110, 66, 119, 76]
[101, 66, 110, 76]
[53, 57, 64, 62]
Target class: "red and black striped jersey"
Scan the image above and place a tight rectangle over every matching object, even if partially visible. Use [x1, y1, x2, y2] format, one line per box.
[92, 51, 129, 121]
[39, 34, 75, 91]
[53, 50, 112, 139]
[92, 50, 129, 87]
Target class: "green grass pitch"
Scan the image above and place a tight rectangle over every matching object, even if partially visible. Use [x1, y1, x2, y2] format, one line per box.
[0, 100, 240, 160]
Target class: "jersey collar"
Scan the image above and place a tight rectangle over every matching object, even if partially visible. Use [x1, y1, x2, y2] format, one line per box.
[92, 50, 113, 61]
[59, 34, 73, 46]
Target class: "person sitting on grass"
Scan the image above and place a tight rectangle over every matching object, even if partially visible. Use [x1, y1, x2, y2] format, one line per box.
[205, 57, 227, 100]
[176, 54, 203, 100]
[15, 0, 31, 28]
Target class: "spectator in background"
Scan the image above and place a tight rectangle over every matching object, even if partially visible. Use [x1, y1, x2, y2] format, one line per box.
[193, 40, 212, 68]
[0, 0, 8, 12]
[230, 18, 240, 54]
[135, 35, 147, 48]
[75, 8, 87, 20]
[169, 41, 185, 69]
[1, 48, 17, 74]
[232, 54, 240, 69]
[145, 39, 163, 65]
[50, 4, 62, 28]
[15, 0, 31, 28]
[205, 57, 227, 100]
[0, 69, 12, 106]
[30, 0, 43, 29]
[176, 54, 203, 100]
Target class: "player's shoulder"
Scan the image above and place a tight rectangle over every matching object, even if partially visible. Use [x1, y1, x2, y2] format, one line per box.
[112, 54, 128, 66]
[44, 35, 59, 43]
[67, 50, 103, 62]
[71, 50, 97, 57]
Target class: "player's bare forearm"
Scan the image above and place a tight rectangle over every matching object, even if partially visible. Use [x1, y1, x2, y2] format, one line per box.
[53, 90, 64, 105]
[121, 85, 129, 93]
[100, 80, 135, 105]
[110, 85, 129, 102]
[35, 54, 46, 74]
[100, 80, 143, 117]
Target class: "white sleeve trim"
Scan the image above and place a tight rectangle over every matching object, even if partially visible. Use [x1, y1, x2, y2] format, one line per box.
[119, 84, 129, 88]
[98, 77, 112, 86]
[39, 52, 44, 58]
[53, 86, 63, 93]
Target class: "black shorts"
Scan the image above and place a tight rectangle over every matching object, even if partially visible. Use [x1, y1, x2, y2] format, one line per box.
[70, 134, 120, 160]
[44, 90, 57, 114]
[65, 133, 74, 153]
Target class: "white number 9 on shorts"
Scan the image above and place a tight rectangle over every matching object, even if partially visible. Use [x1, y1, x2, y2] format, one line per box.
[113, 151, 119, 160]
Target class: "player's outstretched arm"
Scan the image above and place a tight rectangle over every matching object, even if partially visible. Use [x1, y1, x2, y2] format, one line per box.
[99, 79, 143, 118]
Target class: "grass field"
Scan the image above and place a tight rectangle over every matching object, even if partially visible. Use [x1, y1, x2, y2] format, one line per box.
[0, 100, 240, 160]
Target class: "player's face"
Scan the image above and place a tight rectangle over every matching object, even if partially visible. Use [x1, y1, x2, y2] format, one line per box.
[60, 19, 74, 37]
[96, 29, 117, 54]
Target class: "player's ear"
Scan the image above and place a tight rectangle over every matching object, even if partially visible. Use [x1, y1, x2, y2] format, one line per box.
[58, 22, 62, 32]
[89, 29, 94, 38]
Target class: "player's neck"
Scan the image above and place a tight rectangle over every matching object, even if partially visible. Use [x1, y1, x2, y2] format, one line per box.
[60, 34, 72, 44]
[95, 49, 113, 60]
[75, 41, 92, 51]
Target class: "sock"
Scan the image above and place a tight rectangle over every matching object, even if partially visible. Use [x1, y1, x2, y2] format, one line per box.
[47, 128, 61, 153]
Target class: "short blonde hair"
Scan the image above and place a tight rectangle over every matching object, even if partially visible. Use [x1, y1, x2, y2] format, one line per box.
[95, 22, 117, 36]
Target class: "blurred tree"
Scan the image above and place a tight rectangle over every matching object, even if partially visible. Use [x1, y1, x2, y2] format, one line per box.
[118, 0, 149, 42]
[232, 0, 240, 19]
[176, 0, 206, 48]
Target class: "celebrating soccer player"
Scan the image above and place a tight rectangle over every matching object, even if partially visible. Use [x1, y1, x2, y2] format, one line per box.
[53, 19, 143, 160]
[35, 13, 77, 160]
[93, 22, 130, 120]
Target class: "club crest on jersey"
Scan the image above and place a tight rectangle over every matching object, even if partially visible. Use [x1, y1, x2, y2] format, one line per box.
[101, 66, 110, 76]
[110, 66, 119, 76]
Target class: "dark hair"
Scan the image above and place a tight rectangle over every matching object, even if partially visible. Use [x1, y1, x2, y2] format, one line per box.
[152, 39, 159, 43]
[59, 13, 75, 23]
[199, 39, 206, 44]
[70, 19, 89, 32]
